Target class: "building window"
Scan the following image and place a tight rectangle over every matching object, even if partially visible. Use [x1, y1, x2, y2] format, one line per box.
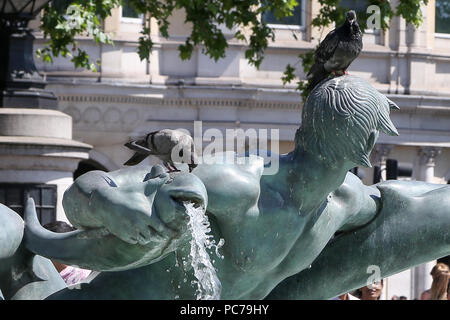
[436, 0, 450, 34]
[263, 1, 304, 28]
[51, 0, 73, 14]
[121, 0, 142, 19]
[339, 0, 368, 13]
[0, 184, 57, 225]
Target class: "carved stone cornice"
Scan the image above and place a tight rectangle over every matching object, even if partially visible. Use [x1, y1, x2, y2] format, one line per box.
[57, 95, 302, 110]
[371, 143, 395, 164]
[61, 105, 141, 130]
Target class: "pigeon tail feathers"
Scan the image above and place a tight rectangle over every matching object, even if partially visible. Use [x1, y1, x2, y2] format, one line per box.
[124, 153, 149, 166]
[307, 63, 330, 93]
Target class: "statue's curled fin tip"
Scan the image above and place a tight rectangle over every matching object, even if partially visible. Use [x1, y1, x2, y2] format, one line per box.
[24, 197, 38, 226]
[387, 99, 400, 110]
[356, 154, 372, 168]
[24, 197, 86, 261]
[379, 116, 399, 137]
[389, 125, 399, 137]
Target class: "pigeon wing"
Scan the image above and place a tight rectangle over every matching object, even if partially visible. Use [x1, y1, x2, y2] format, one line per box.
[307, 29, 340, 77]
[124, 140, 153, 154]
[315, 29, 341, 62]
[152, 132, 176, 155]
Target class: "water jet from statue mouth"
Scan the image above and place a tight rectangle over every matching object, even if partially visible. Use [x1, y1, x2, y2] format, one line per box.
[170, 192, 204, 209]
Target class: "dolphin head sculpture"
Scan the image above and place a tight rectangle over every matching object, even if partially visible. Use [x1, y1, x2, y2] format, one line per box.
[24, 165, 208, 272]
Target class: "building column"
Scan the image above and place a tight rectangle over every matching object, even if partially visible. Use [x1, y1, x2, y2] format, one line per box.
[411, 146, 442, 299]
[371, 144, 395, 181]
[414, 146, 442, 182]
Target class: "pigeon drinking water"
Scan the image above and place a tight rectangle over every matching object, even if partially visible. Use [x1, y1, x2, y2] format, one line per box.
[124, 129, 198, 172]
[307, 10, 363, 92]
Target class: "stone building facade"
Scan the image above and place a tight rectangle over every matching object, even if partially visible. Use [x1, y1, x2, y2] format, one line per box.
[11, 0, 450, 299]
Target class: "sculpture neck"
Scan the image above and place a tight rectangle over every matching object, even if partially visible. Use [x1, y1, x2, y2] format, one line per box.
[283, 146, 352, 214]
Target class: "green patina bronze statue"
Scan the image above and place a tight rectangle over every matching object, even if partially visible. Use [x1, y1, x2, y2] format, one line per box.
[1, 75, 449, 300]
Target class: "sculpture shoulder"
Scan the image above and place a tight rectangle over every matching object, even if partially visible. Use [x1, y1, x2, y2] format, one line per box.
[330, 172, 369, 207]
[331, 177, 448, 232]
[194, 152, 264, 185]
[193, 153, 263, 216]
[376, 179, 446, 197]
[330, 172, 379, 231]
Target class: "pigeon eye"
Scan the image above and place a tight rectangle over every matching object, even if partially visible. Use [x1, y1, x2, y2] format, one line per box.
[179, 149, 184, 157]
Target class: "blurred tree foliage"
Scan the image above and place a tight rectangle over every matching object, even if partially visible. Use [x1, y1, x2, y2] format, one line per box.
[37, 0, 428, 100]
[37, 0, 297, 71]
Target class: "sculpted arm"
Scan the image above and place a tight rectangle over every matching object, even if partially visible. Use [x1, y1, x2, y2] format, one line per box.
[267, 180, 450, 300]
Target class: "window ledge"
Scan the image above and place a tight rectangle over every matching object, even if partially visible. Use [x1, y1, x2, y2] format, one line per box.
[435, 33, 450, 39]
[120, 17, 143, 24]
[365, 28, 381, 35]
[267, 24, 305, 31]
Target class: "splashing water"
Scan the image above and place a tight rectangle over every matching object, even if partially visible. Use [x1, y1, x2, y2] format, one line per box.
[183, 202, 224, 300]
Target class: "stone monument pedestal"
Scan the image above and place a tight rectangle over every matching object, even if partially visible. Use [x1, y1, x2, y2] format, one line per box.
[0, 108, 91, 221]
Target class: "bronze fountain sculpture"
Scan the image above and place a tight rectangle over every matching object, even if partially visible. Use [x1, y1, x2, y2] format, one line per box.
[1, 75, 449, 300]
[0, 3, 448, 300]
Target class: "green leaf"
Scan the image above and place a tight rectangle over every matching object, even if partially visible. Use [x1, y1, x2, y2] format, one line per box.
[282, 64, 296, 85]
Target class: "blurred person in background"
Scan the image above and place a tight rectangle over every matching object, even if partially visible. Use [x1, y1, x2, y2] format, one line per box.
[43, 221, 92, 286]
[448, 279, 450, 300]
[332, 292, 360, 300]
[355, 279, 384, 300]
[420, 263, 449, 300]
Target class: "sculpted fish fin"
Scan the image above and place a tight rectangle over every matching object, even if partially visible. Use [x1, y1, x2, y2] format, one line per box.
[24, 197, 86, 262]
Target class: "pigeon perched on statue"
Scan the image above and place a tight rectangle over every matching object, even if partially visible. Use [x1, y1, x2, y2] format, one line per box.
[307, 10, 363, 92]
[124, 129, 198, 172]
